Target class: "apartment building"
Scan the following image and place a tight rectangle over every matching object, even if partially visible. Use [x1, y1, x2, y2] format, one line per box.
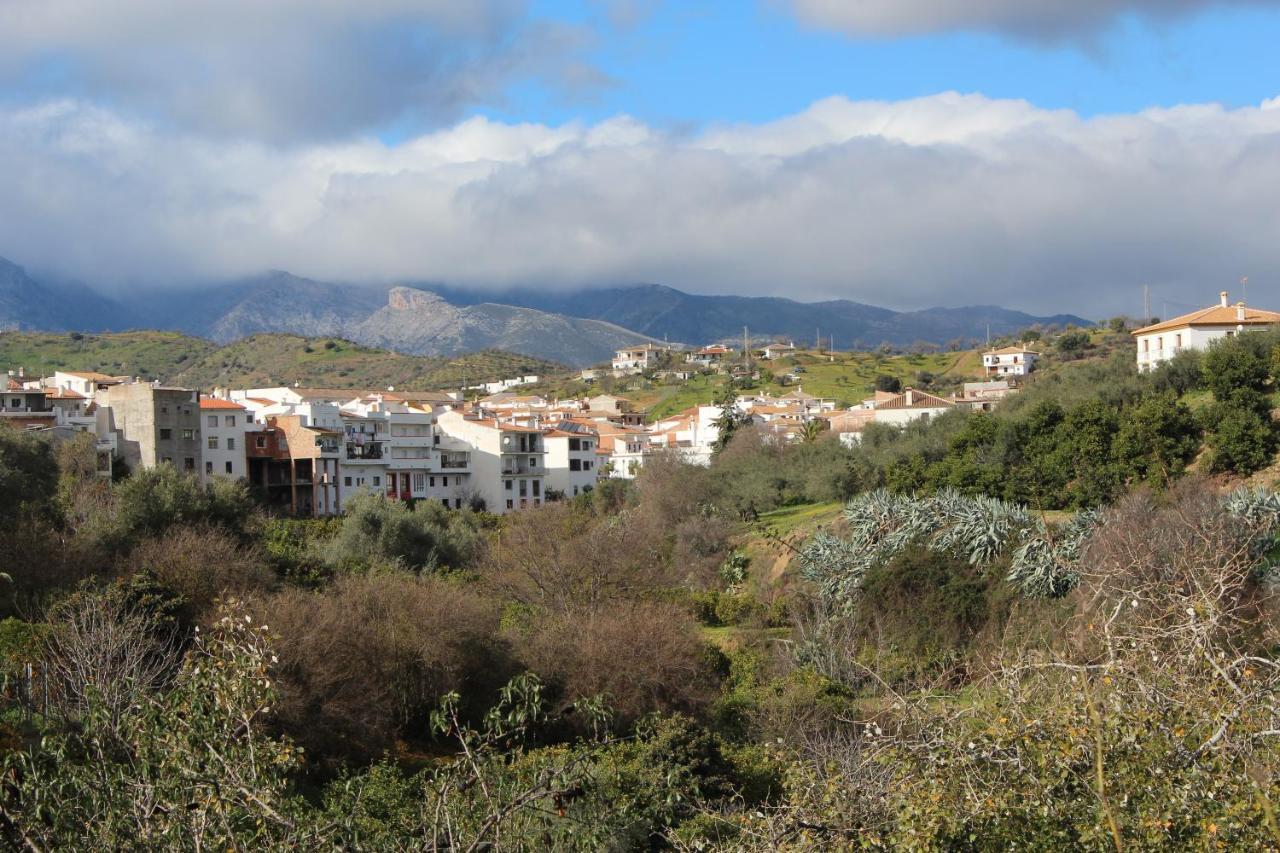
[246, 415, 342, 517]
[200, 397, 251, 482]
[436, 409, 544, 514]
[95, 383, 203, 474]
[544, 421, 600, 497]
[612, 343, 669, 373]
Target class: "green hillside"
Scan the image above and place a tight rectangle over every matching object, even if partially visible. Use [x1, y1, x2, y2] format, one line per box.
[0, 330, 218, 380]
[0, 331, 567, 391]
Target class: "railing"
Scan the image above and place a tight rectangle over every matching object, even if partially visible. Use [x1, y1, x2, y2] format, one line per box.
[502, 463, 542, 476]
[346, 443, 384, 460]
[439, 458, 469, 469]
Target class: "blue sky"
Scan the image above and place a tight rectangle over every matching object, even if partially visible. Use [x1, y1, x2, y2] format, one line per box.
[1, 0, 1280, 315]
[489, 1, 1280, 128]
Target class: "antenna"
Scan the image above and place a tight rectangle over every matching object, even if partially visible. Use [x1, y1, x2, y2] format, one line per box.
[1143, 284, 1150, 323]
[1242, 275, 1249, 304]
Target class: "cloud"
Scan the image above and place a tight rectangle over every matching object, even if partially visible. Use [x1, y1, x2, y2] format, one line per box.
[0, 0, 600, 142]
[2, 93, 1280, 317]
[784, 0, 1280, 39]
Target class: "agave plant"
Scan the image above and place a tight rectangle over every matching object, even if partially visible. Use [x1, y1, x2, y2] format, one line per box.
[1007, 508, 1101, 598]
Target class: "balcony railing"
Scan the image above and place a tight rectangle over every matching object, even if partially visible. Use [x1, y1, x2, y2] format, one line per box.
[346, 443, 384, 460]
[439, 457, 469, 469]
[502, 462, 542, 476]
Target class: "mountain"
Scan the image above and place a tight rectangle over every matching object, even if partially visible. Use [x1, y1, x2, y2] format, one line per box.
[422, 283, 1090, 349]
[138, 278, 664, 365]
[0, 258, 126, 333]
[0, 254, 1091, 365]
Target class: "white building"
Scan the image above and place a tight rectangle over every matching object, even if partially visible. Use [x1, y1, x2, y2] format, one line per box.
[436, 410, 546, 514]
[760, 342, 797, 360]
[1133, 290, 1280, 372]
[648, 405, 723, 465]
[200, 397, 252, 482]
[871, 388, 956, 428]
[982, 345, 1040, 377]
[612, 343, 669, 373]
[544, 422, 600, 498]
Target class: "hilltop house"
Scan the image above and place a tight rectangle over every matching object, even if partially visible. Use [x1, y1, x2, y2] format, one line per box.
[612, 344, 669, 373]
[1133, 290, 1280, 372]
[760, 342, 797, 360]
[871, 388, 955, 427]
[982, 344, 1040, 377]
[686, 345, 733, 368]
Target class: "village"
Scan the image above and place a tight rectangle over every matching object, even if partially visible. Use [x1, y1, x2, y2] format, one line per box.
[3, 289, 1275, 518]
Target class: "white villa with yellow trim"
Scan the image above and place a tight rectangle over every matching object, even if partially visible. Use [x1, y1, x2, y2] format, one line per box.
[1133, 290, 1280, 372]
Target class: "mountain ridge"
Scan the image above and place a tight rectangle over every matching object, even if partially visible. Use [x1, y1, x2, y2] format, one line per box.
[0, 256, 1090, 366]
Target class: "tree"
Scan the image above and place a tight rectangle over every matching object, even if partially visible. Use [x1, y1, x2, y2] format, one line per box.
[1056, 331, 1090, 354]
[0, 428, 58, 525]
[1112, 392, 1200, 487]
[1207, 404, 1275, 474]
[873, 375, 902, 393]
[321, 492, 481, 572]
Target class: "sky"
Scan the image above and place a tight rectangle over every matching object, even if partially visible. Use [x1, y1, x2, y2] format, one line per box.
[1, 0, 1280, 317]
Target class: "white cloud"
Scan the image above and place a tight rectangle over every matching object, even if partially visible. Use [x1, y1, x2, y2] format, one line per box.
[2, 93, 1280, 317]
[0, 0, 597, 142]
[785, 0, 1280, 39]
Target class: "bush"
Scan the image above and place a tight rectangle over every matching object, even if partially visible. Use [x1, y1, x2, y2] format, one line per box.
[112, 465, 255, 545]
[123, 525, 275, 623]
[321, 493, 481, 573]
[1207, 402, 1276, 475]
[265, 572, 512, 763]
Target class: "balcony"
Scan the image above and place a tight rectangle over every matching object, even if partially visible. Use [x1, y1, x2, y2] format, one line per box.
[346, 442, 385, 460]
[502, 461, 542, 476]
[439, 455, 469, 470]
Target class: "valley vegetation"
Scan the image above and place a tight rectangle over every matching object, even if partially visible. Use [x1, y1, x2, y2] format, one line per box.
[3, 330, 1280, 848]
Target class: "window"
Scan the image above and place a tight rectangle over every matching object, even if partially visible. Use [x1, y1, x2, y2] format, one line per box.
[160, 406, 168, 414]
[442, 476, 448, 487]
[205, 461, 213, 474]
[505, 479, 513, 490]
[573, 486, 579, 496]
[207, 436, 219, 449]
[569, 438, 580, 451]
[182, 429, 195, 440]
[183, 457, 195, 471]
[207, 415, 219, 427]
[506, 499, 514, 509]
[429, 476, 436, 488]
[372, 476, 381, 486]
[441, 498, 449, 507]
[584, 460, 592, 470]
[161, 456, 172, 465]
[159, 428, 172, 440]
[1175, 334, 1182, 348]
[454, 499, 462, 509]
[583, 440, 592, 451]
[532, 480, 540, 497]
[344, 476, 352, 487]
[227, 438, 235, 450]
[225, 461, 233, 474]
[226, 416, 236, 427]
[1143, 339, 1149, 352]
[413, 473, 426, 492]
[519, 480, 527, 497]
[256, 436, 266, 448]
[569, 459, 581, 471]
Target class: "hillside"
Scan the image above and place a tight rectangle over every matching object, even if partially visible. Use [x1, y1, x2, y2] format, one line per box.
[423, 282, 1091, 349]
[0, 331, 567, 391]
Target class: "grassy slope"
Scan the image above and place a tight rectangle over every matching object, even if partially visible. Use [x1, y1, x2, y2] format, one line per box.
[0, 331, 219, 380]
[0, 331, 568, 391]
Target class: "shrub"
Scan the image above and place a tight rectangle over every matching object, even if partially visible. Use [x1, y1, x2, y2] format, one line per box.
[124, 525, 275, 623]
[321, 493, 481, 573]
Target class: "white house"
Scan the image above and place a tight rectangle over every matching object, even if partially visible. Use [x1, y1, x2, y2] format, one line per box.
[982, 345, 1040, 377]
[1133, 290, 1280, 372]
[760, 342, 797, 360]
[199, 397, 251, 482]
[871, 388, 956, 428]
[612, 343, 669, 373]
[436, 410, 546, 514]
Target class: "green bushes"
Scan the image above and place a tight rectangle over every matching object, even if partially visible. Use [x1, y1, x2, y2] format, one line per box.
[320, 492, 482, 572]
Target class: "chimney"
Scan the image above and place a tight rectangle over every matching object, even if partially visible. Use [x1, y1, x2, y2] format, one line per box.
[1221, 290, 1229, 308]
[1237, 301, 1247, 322]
